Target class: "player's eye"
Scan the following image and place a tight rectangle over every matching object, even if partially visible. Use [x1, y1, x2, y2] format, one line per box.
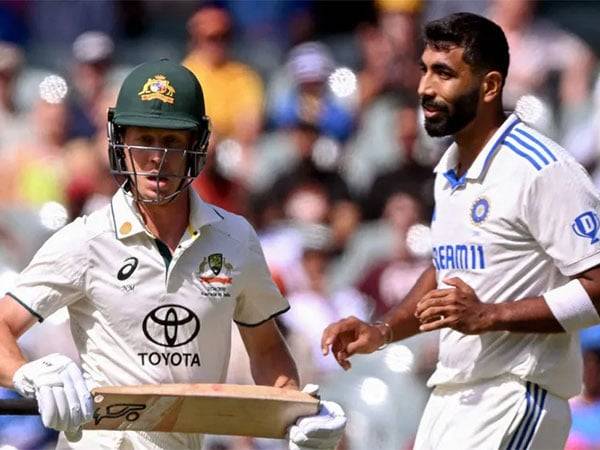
[163, 137, 186, 150]
[436, 69, 454, 80]
[133, 135, 155, 147]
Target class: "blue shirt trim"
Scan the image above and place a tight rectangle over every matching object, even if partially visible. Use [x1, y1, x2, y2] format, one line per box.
[443, 169, 467, 189]
[477, 116, 521, 176]
[503, 141, 543, 171]
[438, 114, 523, 185]
[505, 133, 549, 166]
[513, 127, 557, 162]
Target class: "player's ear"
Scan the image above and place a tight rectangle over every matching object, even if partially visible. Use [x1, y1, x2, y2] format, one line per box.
[482, 71, 503, 103]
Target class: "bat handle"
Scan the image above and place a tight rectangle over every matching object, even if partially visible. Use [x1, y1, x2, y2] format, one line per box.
[0, 398, 39, 415]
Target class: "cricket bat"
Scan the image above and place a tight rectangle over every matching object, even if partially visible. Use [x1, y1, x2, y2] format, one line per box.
[0, 384, 320, 439]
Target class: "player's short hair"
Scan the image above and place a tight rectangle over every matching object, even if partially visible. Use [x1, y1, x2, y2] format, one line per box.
[424, 12, 509, 85]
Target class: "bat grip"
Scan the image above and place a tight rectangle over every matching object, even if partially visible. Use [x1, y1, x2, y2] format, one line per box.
[0, 398, 39, 415]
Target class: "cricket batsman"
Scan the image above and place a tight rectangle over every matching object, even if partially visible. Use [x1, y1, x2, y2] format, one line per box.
[322, 13, 600, 449]
[0, 59, 346, 449]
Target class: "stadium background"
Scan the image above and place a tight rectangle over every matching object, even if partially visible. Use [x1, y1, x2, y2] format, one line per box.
[0, 0, 600, 449]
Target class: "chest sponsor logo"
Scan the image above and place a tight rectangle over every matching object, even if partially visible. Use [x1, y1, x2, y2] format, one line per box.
[143, 304, 200, 347]
[572, 211, 600, 245]
[139, 304, 201, 367]
[196, 253, 234, 298]
[432, 244, 486, 271]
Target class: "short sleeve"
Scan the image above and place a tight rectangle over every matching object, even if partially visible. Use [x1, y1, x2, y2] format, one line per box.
[233, 222, 289, 326]
[524, 161, 600, 276]
[7, 219, 88, 321]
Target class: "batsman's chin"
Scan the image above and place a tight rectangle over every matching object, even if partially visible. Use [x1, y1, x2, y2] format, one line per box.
[137, 186, 178, 204]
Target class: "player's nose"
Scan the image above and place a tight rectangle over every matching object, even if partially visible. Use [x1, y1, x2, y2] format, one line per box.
[146, 147, 167, 165]
[417, 74, 435, 99]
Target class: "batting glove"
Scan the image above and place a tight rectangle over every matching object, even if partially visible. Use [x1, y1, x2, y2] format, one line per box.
[288, 385, 347, 450]
[13, 353, 94, 442]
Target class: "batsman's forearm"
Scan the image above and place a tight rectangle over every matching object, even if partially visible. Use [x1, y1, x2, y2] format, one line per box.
[0, 321, 27, 388]
[382, 265, 438, 342]
[490, 297, 564, 333]
[250, 340, 300, 390]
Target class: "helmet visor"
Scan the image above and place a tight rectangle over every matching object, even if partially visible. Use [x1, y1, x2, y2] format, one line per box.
[111, 143, 201, 204]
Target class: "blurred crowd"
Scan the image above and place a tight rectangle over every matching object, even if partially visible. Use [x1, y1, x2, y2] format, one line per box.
[1, 1, 600, 449]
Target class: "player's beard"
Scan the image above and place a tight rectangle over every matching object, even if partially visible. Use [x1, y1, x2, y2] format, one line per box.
[421, 85, 480, 137]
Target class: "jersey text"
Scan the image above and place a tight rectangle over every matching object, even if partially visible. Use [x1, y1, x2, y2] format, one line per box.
[432, 244, 486, 270]
[138, 352, 201, 367]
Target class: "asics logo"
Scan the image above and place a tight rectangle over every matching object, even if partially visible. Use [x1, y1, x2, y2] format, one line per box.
[117, 257, 139, 280]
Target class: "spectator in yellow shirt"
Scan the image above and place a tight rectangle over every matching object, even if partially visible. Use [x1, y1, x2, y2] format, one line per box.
[183, 4, 264, 146]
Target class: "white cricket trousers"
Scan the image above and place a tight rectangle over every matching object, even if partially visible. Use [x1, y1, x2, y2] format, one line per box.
[413, 375, 571, 450]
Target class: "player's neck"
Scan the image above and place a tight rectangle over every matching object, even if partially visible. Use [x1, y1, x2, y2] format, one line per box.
[137, 192, 190, 252]
[453, 108, 505, 177]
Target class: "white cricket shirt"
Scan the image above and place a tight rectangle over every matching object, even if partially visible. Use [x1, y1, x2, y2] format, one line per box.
[8, 188, 289, 448]
[428, 113, 600, 398]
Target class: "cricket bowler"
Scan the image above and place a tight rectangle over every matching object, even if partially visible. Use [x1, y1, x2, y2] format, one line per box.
[322, 12, 600, 450]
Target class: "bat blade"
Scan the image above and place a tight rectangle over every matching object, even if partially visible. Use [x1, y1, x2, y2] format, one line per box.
[83, 383, 320, 438]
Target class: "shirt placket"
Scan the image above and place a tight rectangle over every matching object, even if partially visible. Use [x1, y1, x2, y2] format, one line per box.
[164, 225, 202, 288]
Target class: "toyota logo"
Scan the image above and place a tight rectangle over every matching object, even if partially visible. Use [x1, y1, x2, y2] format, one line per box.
[142, 305, 200, 347]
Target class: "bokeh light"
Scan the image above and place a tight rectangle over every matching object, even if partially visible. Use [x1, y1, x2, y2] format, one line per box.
[215, 138, 243, 179]
[360, 377, 389, 406]
[406, 223, 432, 258]
[39, 201, 68, 230]
[38, 74, 68, 104]
[514, 94, 551, 130]
[384, 344, 416, 373]
[312, 137, 341, 170]
[328, 67, 357, 98]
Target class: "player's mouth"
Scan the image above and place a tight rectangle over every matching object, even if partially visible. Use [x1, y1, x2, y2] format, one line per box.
[422, 104, 449, 119]
[421, 98, 449, 119]
[146, 175, 170, 188]
[423, 107, 443, 119]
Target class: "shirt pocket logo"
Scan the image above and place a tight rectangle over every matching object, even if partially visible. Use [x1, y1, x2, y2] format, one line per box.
[195, 254, 235, 299]
[197, 253, 234, 285]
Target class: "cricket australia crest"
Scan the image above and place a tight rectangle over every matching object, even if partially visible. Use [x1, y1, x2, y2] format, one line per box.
[196, 254, 234, 298]
[208, 253, 223, 275]
[138, 75, 175, 104]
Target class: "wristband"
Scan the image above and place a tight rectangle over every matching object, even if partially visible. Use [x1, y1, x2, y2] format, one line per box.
[543, 279, 600, 332]
[372, 321, 393, 350]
